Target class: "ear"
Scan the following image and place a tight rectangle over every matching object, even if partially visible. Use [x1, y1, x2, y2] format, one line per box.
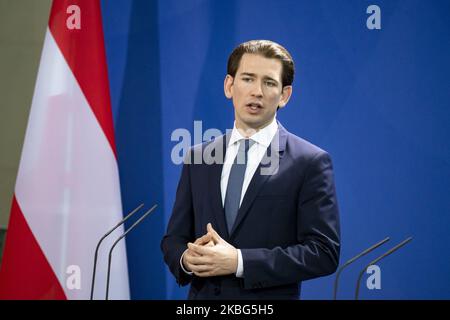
[278, 85, 293, 109]
[224, 75, 234, 99]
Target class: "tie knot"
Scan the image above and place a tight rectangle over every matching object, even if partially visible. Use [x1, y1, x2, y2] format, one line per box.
[239, 138, 254, 154]
[234, 139, 253, 165]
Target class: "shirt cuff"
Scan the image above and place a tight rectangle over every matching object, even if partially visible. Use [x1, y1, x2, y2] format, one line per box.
[180, 249, 193, 275]
[235, 249, 244, 278]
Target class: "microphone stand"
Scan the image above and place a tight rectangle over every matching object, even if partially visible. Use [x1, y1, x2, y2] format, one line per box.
[105, 204, 158, 300]
[333, 237, 390, 300]
[354, 236, 413, 300]
[90, 203, 144, 300]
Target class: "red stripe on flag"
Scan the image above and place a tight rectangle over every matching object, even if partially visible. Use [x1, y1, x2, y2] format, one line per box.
[48, 0, 117, 158]
[0, 196, 66, 300]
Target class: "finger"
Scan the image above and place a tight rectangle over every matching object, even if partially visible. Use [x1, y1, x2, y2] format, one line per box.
[194, 270, 216, 277]
[188, 255, 212, 266]
[189, 264, 212, 273]
[194, 233, 212, 246]
[194, 234, 207, 244]
[207, 223, 223, 243]
[197, 233, 215, 247]
[188, 242, 211, 256]
[183, 251, 195, 265]
[185, 248, 200, 258]
[182, 254, 195, 272]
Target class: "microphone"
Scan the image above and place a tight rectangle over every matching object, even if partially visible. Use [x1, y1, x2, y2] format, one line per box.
[90, 203, 145, 300]
[105, 204, 158, 300]
[333, 237, 390, 300]
[354, 236, 413, 300]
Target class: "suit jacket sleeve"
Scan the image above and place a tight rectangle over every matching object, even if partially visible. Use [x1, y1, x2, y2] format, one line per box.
[160, 152, 195, 286]
[240, 151, 341, 289]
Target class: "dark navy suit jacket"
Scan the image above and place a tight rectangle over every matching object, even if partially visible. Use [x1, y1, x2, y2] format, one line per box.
[161, 123, 340, 299]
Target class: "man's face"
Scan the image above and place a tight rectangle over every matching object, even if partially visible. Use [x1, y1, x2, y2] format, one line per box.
[224, 53, 292, 133]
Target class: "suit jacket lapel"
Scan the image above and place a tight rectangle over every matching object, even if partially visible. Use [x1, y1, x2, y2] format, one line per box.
[204, 133, 230, 239]
[229, 124, 288, 238]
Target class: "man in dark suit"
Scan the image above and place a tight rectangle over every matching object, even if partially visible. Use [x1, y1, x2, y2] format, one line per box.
[161, 40, 340, 299]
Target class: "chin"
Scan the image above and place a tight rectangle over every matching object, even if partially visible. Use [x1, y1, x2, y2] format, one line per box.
[237, 111, 272, 129]
[242, 118, 266, 129]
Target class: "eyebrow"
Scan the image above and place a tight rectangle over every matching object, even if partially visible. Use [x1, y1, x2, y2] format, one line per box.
[239, 72, 280, 84]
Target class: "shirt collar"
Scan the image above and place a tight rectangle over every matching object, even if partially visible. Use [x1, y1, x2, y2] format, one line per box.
[228, 116, 279, 148]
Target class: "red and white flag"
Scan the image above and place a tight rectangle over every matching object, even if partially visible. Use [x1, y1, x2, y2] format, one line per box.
[0, 0, 129, 299]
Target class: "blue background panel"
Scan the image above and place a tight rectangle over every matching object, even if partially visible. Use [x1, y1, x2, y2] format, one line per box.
[101, 0, 450, 299]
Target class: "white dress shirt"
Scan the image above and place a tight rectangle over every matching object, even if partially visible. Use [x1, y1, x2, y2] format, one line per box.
[181, 117, 279, 278]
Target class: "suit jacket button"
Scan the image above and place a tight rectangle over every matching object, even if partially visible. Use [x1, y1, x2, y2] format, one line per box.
[214, 287, 221, 295]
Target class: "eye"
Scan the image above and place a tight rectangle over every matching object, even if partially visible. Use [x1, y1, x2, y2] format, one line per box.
[242, 77, 253, 82]
[265, 81, 276, 87]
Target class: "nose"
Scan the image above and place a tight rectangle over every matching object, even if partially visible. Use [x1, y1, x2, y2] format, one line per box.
[250, 80, 263, 98]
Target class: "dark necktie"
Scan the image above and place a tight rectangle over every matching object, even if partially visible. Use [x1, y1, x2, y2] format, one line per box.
[224, 139, 253, 233]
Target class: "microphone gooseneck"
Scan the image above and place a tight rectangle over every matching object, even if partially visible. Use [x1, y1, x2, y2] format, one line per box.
[90, 203, 145, 300]
[333, 237, 390, 300]
[105, 204, 158, 300]
[354, 237, 413, 300]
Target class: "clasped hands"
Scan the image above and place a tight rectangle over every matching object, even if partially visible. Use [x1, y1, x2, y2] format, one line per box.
[182, 223, 238, 277]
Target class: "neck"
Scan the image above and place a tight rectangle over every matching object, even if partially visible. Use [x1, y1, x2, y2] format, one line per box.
[235, 117, 275, 138]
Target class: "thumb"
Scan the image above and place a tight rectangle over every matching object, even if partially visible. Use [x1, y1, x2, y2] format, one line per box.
[207, 223, 223, 244]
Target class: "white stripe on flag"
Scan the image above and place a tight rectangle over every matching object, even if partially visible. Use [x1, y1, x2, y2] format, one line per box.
[15, 28, 130, 300]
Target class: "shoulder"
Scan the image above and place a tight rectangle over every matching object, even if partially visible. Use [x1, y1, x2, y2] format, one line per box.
[282, 130, 335, 179]
[278, 125, 334, 175]
[284, 129, 330, 161]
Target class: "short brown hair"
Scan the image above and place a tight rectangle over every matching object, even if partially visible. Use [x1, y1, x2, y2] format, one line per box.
[227, 40, 295, 87]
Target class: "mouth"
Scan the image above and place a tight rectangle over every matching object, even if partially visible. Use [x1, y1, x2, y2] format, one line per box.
[245, 102, 263, 113]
